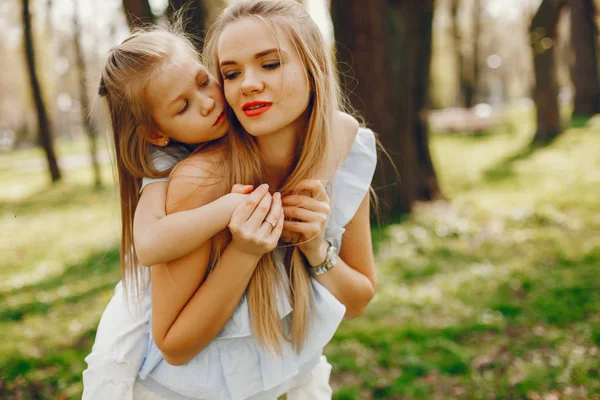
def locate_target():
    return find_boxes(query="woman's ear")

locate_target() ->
[138,124,170,147]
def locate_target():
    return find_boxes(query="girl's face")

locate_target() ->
[217,17,310,138]
[146,49,229,144]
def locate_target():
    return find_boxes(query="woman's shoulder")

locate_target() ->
[332,111,376,167]
[333,111,360,160]
[328,117,377,228]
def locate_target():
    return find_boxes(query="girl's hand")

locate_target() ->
[228,184,284,257]
[281,179,331,266]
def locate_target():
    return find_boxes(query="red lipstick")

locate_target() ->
[242,101,272,117]
[213,111,225,126]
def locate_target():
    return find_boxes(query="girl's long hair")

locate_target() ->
[204,0,344,354]
[98,27,200,297]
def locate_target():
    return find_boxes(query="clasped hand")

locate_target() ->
[228,180,330,262]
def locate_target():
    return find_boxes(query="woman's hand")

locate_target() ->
[281,179,331,266]
[228,184,284,257]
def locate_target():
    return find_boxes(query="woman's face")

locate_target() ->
[146,49,228,144]
[217,17,310,138]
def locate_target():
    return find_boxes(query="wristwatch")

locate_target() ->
[310,241,339,276]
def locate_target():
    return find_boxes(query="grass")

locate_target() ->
[2,109,600,399]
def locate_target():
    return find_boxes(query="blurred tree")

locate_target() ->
[22,0,61,183]
[450,0,476,108]
[471,0,481,106]
[122,0,155,30]
[569,0,600,117]
[167,0,208,50]
[73,1,102,189]
[331,0,441,216]
[530,0,566,145]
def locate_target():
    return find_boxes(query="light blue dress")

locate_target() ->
[136,128,377,400]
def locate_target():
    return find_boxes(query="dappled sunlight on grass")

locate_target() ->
[2,109,600,398]
[0,156,121,397]
[327,110,600,399]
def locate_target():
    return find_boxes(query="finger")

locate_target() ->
[268,212,285,242]
[246,191,272,228]
[283,220,323,238]
[283,206,321,223]
[281,196,329,213]
[232,183,269,222]
[292,179,328,201]
[231,184,254,194]
[257,192,282,235]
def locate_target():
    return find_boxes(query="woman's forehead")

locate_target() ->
[217,17,292,62]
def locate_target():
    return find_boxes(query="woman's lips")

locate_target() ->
[213,111,225,126]
[242,101,272,117]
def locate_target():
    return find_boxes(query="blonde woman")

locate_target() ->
[133,1,377,399]
[84,1,377,399]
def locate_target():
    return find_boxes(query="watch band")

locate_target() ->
[311,241,339,276]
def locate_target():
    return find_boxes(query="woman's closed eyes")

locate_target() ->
[222,60,282,80]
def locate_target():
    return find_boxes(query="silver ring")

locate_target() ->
[265,219,276,228]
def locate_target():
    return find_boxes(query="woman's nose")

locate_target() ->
[240,71,264,96]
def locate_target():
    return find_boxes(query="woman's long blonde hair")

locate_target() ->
[204,0,343,354]
[98,27,201,294]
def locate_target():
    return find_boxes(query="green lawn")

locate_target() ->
[2,111,599,399]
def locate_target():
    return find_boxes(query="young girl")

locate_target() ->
[131,0,377,399]
[82,27,274,398]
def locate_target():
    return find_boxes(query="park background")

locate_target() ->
[1,0,600,398]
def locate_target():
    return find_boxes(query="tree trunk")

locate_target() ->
[468,0,482,108]
[450,0,465,107]
[167,0,208,50]
[331,0,441,217]
[411,1,440,201]
[22,0,61,183]
[73,1,102,189]
[569,0,600,117]
[451,0,477,108]
[530,0,565,145]
[122,0,155,30]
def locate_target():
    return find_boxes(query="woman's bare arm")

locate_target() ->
[150,154,283,365]
[310,193,376,319]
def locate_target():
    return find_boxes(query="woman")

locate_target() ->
[134,1,378,399]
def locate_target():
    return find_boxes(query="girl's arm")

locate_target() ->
[150,156,284,366]
[133,178,252,267]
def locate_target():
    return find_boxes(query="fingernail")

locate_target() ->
[262,183,269,189]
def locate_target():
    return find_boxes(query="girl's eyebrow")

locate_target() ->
[220,48,287,67]
[196,68,209,81]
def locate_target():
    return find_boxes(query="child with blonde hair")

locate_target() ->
[83,26,282,398]
[84,1,378,398]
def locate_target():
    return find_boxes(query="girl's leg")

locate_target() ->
[286,355,333,400]
[82,281,150,400]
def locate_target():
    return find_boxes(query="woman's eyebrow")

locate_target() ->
[220,48,287,67]
[254,48,286,59]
